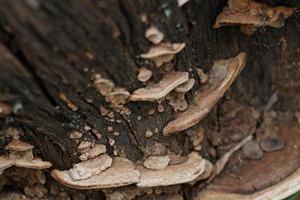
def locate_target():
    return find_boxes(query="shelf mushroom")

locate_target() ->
[140,43,185,67]
[51,157,140,189]
[163,53,247,135]
[136,152,206,187]
[129,71,189,101]
[214,0,295,35]
[0,139,52,173]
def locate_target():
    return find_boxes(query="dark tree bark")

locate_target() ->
[0,0,300,199]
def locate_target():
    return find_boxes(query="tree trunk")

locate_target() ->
[0,0,300,199]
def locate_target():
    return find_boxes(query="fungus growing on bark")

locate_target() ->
[51,157,140,189]
[189,159,213,185]
[129,71,189,101]
[175,78,195,93]
[69,154,113,181]
[145,25,164,44]
[140,43,185,67]
[105,88,130,108]
[0,139,52,172]
[0,157,14,174]
[166,93,188,112]
[143,155,170,170]
[69,130,82,139]
[137,67,152,82]
[93,75,115,96]
[214,0,295,36]
[136,152,206,187]
[163,53,247,135]
[197,68,209,84]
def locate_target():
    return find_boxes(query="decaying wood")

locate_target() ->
[195,166,300,200]
[0,0,300,199]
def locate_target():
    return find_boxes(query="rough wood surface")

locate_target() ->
[0,0,300,199]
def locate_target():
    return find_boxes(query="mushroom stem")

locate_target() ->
[163,53,247,135]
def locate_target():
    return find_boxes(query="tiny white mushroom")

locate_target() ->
[51,157,140,189]
[145,25,164,44]
[137,67,153,82]
[143,155,170,170]
[163,53,247,135]
[137,152,206,187]
[129,71,189,101]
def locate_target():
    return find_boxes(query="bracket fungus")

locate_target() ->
[140,43,185,67]
[143,155,170,170]
[163,53,247,135]
[0,139,52,173]
[129,71,189,101]
[145,25,164,44]
[175,78,195,93]
[0,157,14,174]
[69,154,113,181]
[214,0,295,36]
[51,157,140,189]
[136,152,206,187]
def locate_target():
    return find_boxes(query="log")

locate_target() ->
[0,0,300,199]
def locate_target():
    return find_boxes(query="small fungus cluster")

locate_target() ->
[0,138,52,174]
[214,0,295,35]
[51,152,211,189]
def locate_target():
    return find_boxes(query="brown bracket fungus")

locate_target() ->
[129,71,189,101]
[136,152,206,187]
[51,157,140,189]
[69,154,113,181]
[143,155,170,170]
[163,53,247,135]
[0,139,52,172]
[214,0,295,36]
[0,157,14,174]
[175,78,195,93]
[140,43,185,67]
